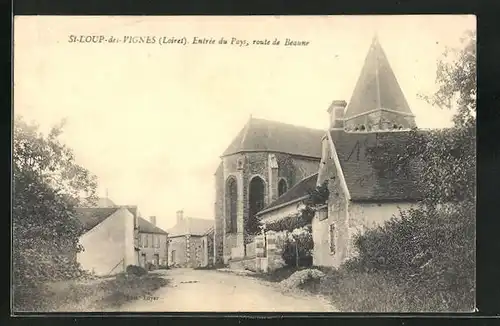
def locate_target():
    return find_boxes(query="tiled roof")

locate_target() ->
[257,173,319,216]
[75,206,138,233]
[97,197,115,207]
[138,217,168,235]
[345,35,414,120]
[331,130,423,201]
[167,217,214,237]
[222,117,324,158]
[75,207,119,233]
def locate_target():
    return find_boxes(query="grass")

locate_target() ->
[18,272,169,312]
[254,265,468,312]
[98,273,169,309]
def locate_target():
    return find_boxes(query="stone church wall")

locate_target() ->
[214,151,321,264]
[214,162,224,264]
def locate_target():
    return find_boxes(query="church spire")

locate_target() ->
[344,34,416,131]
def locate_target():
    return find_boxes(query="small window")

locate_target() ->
[144,234,149,247]
[329,224,336,254]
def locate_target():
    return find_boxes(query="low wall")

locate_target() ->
[266,231,287,272]
[228,231,288,274]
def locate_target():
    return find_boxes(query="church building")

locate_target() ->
[213,35,423,268]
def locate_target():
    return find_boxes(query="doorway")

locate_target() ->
[171,250,176,265]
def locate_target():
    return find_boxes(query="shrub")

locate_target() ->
[126,265,147,277]
[281,226,313,267]
[344,203,474,311]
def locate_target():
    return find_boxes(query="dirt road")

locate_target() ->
[115,268,336,312]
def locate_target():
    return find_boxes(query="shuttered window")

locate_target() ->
[329,224,336,254]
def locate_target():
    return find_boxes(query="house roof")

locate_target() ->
[257,173,319,216]
[222,117,324,158]
[345,35,414,120]
[167,217,214,237]
[331,130,423,201]
[138,217,168,235]
[75,206,138,233]
[75,207,119,233]
[96,197,116,207]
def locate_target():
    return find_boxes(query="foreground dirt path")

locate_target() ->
[114,268,336,312]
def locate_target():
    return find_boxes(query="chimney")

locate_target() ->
[149,216,156,226]
[176,210,184,224]
[327,100,347,130]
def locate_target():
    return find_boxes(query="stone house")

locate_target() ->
[167,210,214,268]
[215,35,424,270]
[75,205,140,276]
[137,216,169,269]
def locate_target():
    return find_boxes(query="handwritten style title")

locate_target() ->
[67,35,310,47]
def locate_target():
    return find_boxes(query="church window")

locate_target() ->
[225,177,238,234]
[278,179,288,197]
[248,176,265,234]
[329,223,336,254]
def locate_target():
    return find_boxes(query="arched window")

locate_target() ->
[278,179,288,197]
[225,177,238,233]
[248,176,265,234]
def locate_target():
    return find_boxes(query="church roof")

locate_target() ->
[345,35,414,120]
[167,217,214,237]
[138,217,168,235]
[257,173,319,216]
[330,130,423,201]
[222,117,324,159]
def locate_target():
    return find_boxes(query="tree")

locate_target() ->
[13,116,98,311]
[351,30,476,311]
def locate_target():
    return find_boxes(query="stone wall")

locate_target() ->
[206,231,215,266]
[168,236,187,267]
[344,110,416,131]
[214,162,224,264]
[266,231,287,272]
[313,137,350,268]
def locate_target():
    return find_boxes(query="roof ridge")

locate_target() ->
[251,117,325,132]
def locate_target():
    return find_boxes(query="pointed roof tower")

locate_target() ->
[344,34,415,124]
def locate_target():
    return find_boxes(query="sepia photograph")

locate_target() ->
[12,15,476,313]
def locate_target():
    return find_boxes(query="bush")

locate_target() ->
[281,226,313,268]
[126,265,147,277]
[345,204,474,311]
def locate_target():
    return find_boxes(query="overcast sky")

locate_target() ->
[14,15,476,230]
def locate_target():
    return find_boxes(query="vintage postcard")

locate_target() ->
[12,15,476,313]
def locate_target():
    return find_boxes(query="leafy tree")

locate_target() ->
[13,116,98,311]
[350,30,476,311]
